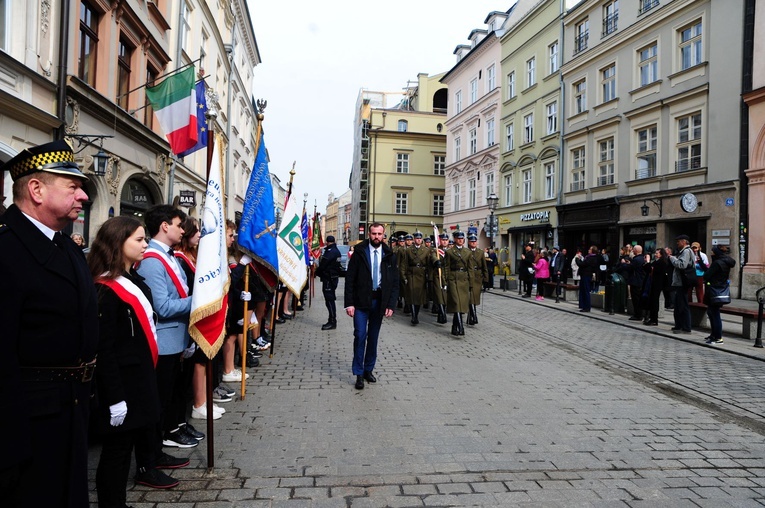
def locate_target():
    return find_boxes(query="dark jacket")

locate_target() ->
[703,254,735,288]
[576,252,601,279]
[616,254,647,287]
[519,248,535,279]
[549,251,565,275]
[646,256,669,296]
[95,271,161,434]
[316,243,342,281]
[344,240,399,313]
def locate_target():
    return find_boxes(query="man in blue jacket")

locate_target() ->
[344,223,399,390]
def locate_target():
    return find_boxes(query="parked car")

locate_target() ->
[336,245,351,276]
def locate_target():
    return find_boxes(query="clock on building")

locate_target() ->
[680,192,698,213]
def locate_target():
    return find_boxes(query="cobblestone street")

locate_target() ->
[89,281,765,507]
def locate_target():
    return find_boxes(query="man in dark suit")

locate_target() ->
[0,140,99,507]
[344,222,399,390]
[549,246,566,299]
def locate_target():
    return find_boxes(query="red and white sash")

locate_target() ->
[174,251,196,273]
[143,248,189,298]
[97,276,159,366]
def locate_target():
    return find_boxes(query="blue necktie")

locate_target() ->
[372,249,379,290]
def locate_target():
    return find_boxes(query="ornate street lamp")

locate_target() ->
[486,192,499,248]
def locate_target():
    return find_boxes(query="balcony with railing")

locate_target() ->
[638,0,660,15]
[634,167,657,180]
[574,30,589,55]
[602,13,618,37]
[597,174,614,186]
[675,156,701,173]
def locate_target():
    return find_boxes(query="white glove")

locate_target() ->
[181,342,197,359]
[240,291,252,301]
[240,254,252,265]
[442,286,448,291]
[109,401,127,427]
[236,313,258,326]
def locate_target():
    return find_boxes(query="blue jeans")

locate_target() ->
[673,287,691,331]
[352,298,384,376]
[579,277,592,310]
[707,305,723,339]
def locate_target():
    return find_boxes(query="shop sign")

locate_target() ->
[178,190,196,207]
[520,210,550,222]
[712,238,731,246]
[628,226,657,235]
[131,185,148,205]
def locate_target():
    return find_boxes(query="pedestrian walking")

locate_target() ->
[703,246,735,344]
[344,223,399,390]
[316,235,341,330]
[669,234,695,334]
[0,139,99,507]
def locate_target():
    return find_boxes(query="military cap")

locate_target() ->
[448,240,454,245]
[405,234,413,240]
[2,139,87,182]
[423,237,432,243]
[397,235,405,242]
[439,233,449,240]
[453,231,465,239]
[468,234,478,241]
[413,231,423,238]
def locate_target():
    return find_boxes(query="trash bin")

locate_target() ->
[608,273,627,313]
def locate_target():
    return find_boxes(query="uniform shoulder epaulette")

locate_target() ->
[0,223,8,235]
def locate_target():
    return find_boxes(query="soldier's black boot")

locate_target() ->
[470,305,478,325]
[397,297,403,309]
[451,313,459,335]
[437,305,448,324]
[457,313,465,335]
[411,305,420,325]
[403,304,411,315]
[466,305,475,325]
[321,305,336,330]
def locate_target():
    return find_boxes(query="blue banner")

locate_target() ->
[177,80,209,157]
[301,211,311,266]
[238,134,278,281]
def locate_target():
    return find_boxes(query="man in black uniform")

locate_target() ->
[0,140,99,507]
[316,235,342,330]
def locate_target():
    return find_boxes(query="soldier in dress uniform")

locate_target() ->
[0,140,99,507]
[399,234,414,315]
[442,230,472,336]
[400,231,431,325]
[430,233,450,323]
[394,235,406,309]
[466,234,488,325]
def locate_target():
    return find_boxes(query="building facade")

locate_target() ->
[350,74,447,241]
[559,0,744,292]
[441,10,508,248]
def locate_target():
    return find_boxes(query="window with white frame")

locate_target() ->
[575,19,589,54]
[602,64,616,102]
[638,43,658,86]
[453,183,461,211]
[676,112,702,172]
[602,1,618,37]
[507,71,516,99]
[598,138,615,185]
[549,42,559,74]
[679,20,702,70]
[544,162,555,199]
[487,118,495,146]
[526,57,536,88]
[522,169,532,203]
[469,128,477,155]
[395,192,408,214]
[546,102,557,135]
[639,0,660,15]
[636,125,658,178]
[455,90,462,114]
[396,153,410,173]
[434,155,445,176]
[468,178,477,208]
[506,123,514,151]
[523,113,534,144]
[433,194,444,216]
[571,147,585,191]
[504,174,513,206]
[573,79,587,114]
[486,171,495,199]
[470,78,478,104]
[398,120,408,132]
[181,1,192,55]
[487,65,496,91]
[455,137,461,161]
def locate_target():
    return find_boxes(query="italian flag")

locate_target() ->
[145,66,198,155]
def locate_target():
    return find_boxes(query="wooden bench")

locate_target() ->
[688,301,762,339]
[543,281,580,301]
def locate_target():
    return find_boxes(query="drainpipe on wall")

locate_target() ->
[556,0,566,249]
[55,0,71,139]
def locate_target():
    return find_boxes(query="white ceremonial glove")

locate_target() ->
[442,286,448,291]
[240,254,253,265]
[182,342,197,359]
[109,401,127,427]
[240,291,252,301]
[236,313,258,326]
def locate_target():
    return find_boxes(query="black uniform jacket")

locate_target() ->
[95,271,161,434]
[344,240,399,313]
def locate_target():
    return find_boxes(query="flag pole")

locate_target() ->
[240,101,267,399]
[271,167,296,358]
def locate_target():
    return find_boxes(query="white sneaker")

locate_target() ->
[254,337,271,350]
[221,368,249,382]
[213,403,226,414]
[191,404,222,420]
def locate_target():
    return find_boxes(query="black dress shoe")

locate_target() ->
[135,467,179,489]
[281,313,293,320]
[355,375,364,390]
[155,452,190,469]
[275,317,286,324]
[363,372,376,383]
[321,321,336,330]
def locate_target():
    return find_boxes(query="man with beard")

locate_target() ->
[344,223,399,390]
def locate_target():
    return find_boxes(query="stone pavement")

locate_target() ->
[88,280,765,507]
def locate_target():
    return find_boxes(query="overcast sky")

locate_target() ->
[248,0,512,215]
